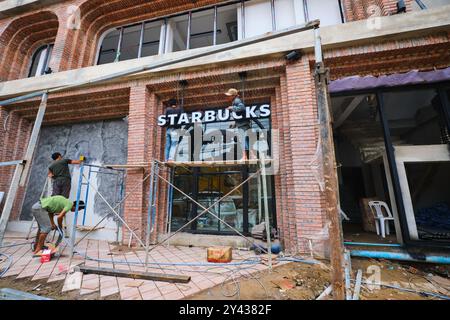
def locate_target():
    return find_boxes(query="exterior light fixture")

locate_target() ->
[285,50,301,61]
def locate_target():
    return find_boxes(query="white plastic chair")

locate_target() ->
[368,201,395,238]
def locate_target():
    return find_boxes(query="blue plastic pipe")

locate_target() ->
[345,242,403,248]
[350,250,450,264]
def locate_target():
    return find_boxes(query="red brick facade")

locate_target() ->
[1,0,450,254]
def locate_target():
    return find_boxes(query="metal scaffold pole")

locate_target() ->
[260,154,273,271]
[144,161,156,272]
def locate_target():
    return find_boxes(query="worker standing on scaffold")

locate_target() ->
[226,88,250,161]
[164,98,184,162]
[47,152,83,229]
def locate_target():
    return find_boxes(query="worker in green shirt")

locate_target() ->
[31,196,85,255]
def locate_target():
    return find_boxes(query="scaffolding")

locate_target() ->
[65,156,276,272]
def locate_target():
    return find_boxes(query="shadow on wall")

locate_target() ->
[20,119,128,221]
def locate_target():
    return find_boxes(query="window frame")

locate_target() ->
[95,0,346,65]
[28,43,54,78]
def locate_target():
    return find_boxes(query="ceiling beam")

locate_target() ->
[334,95,365,129]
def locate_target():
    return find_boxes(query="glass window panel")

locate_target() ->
[412,0,450,10]
[29,45,53,77]
[275,0,297,30]
[98,29,120,65]
[247,169,276,232]
[405,162,450,240]
[171,173,194,232]
[119,24,142,61]
[384,89,445,146]
[307,0,343,26]
[141,21,162,57]
[189,9,215,49]
[216,4,238,45]
[170,14,189,52]
[244,0,272,38]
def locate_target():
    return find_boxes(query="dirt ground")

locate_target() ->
[189,258,450,300]
[1,257,449,300]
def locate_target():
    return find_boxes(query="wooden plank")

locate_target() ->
[77,265,191,284]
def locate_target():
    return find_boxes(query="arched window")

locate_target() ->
[28,44,53,77]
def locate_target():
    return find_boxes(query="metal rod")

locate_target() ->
[148,165,269,255]
[81,173,147,248]
[270,0,276,31]
[82,166,92,226]
[186,11,192,50]
[73,170,153,248]
[241,0,246,39]
[415,0,427,10]
[151,165,160,234]
[162,18,168,54]
[68,164,85,270]
[145,162,156,272]
[138,22,145,58]
[213,6,218,46]
[303,0,309,22]
[260,155,273,271]
[166,168,175,246]
[0,160,25,167]
[115,27,123,62]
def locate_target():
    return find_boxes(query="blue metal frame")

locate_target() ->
[82,166,92,226]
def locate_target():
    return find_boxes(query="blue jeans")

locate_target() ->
[165,128,179,161]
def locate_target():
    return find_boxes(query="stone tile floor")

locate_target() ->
[0,232,272,300]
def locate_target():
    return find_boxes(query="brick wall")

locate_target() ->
[0,0,429,80]
[0,11,59,81]
[0,109,33,219]
[342,0,414,21]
